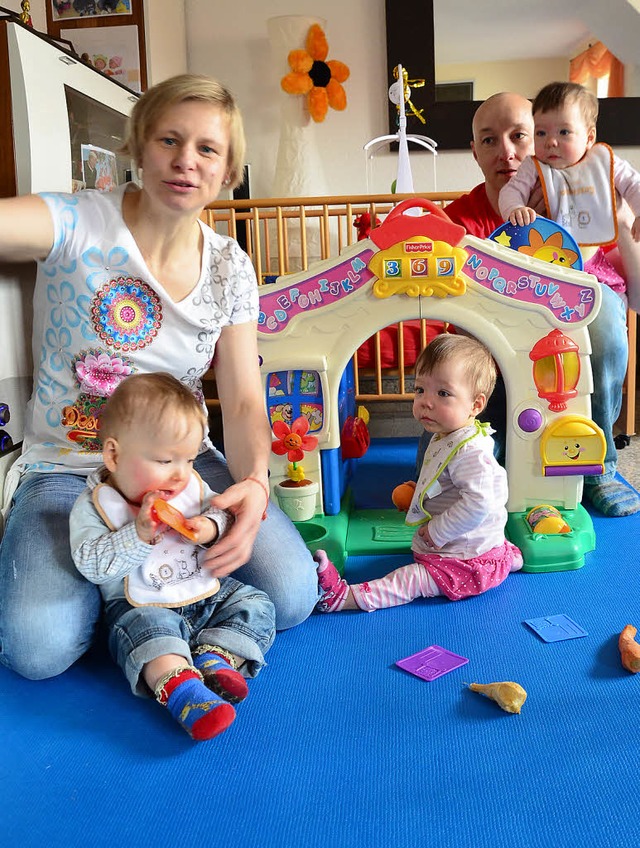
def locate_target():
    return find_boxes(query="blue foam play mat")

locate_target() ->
[3,438,640,847]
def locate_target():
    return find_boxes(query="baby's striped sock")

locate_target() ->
[155,666,235,741]
[193,645,248,704]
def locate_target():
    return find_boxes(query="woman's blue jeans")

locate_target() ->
[0,448,319,680]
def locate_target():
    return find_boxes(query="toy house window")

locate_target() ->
[266,370,323,432]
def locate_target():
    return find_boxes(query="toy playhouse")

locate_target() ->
[258,199,605,573]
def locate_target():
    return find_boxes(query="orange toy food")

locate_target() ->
[392,480,416,512]
[618,624,640,673]
[152,499,199,542]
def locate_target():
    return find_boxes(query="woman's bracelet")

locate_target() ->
[243,476,269,521]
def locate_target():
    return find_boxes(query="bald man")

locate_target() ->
[444,92,537,235]
[427,92,639,517]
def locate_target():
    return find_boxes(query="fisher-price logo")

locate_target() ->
[404,242,433,253]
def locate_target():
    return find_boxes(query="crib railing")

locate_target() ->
[201,192,458,405]
[201,192,636,435]
[200,192,463,276]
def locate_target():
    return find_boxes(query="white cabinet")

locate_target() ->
[5,19,138,195]
[0,16,139,476]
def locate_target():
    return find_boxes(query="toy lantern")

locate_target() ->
[529,329,580,412]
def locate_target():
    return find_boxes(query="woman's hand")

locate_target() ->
[0,195,55,262]
[207,321,273,576]
[199,478,268,577]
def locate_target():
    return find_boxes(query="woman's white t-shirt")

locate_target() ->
[14,184,258,483]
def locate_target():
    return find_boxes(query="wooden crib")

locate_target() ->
[200,192,637,436]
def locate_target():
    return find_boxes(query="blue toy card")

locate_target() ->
[524,614,588,642]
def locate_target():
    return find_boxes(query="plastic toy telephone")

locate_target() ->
[341,414,371,459]
[152,498,199,542]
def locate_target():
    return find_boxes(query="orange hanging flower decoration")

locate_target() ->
[271,416,318,463]
[280,24,350,123]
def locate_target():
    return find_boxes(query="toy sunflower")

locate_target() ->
[280,23,350,122]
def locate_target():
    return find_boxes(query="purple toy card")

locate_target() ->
[396,645,469,681]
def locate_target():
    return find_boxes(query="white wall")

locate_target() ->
[184,1,640,200]
[8,1,640,198]
[143,0,187,86]
[184,0,459,199]
[437,57,570,101]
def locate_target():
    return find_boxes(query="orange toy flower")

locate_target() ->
[280,23,349,122]
[272,416,318,462]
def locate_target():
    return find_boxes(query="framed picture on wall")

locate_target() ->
[46,0,146,89]
[51,1,132,22]
[81,143,118,192]
[61,23,140,91]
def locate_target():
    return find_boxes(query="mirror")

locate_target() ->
[435,2,593,101]
[385,0,640,150]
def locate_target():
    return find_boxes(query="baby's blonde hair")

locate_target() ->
[99,372,207,446]
[415,334,497,404]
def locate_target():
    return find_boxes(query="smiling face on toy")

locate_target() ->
[271,416,318,463]
[541,415,605,477]
[562,441,584,461]
[544,425,603,467]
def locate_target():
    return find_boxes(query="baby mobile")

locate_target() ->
[391,65,427,125]
[364,63,438,194]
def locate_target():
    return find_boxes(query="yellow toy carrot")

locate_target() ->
[468,681,527,714]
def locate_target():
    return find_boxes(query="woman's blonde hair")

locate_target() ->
[99,372,207,445]
[122,73,246,190]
